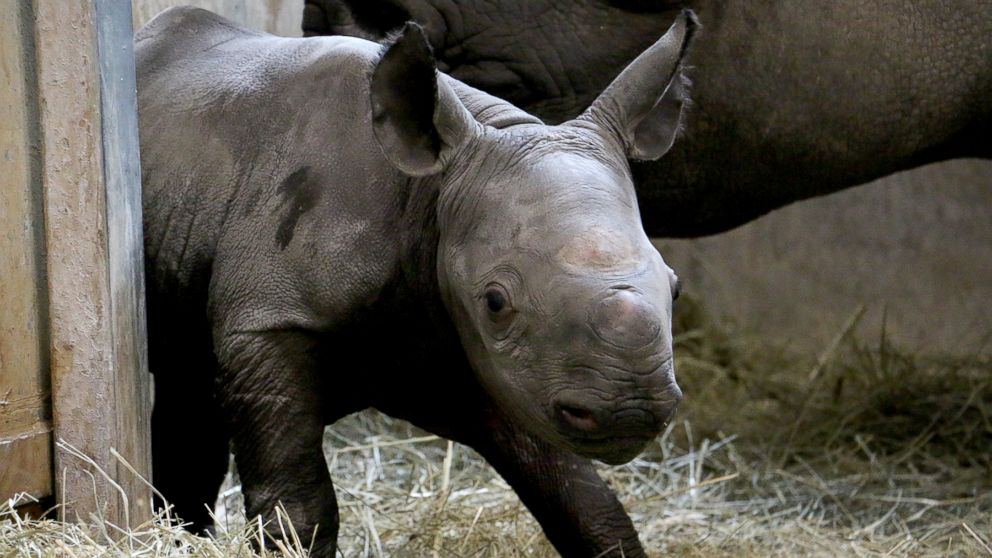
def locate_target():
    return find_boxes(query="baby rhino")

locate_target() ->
[137,7,695,557]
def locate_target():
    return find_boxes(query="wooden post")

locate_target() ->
[33,0,152,526]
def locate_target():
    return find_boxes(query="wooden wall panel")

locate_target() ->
[0,1,53,504]
[0,429,53,502]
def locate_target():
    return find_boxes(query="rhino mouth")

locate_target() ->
[546,409,658,464]
[566,434,657,465]
[544,392,675,464]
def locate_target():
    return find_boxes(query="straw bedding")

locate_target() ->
[3,299,990,556]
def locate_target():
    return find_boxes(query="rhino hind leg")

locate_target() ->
[214,330,339,557]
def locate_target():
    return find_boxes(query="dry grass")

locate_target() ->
[4,298,991,556]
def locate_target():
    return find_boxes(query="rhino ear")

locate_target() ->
[576,10,698,161]
[370,22,474,176]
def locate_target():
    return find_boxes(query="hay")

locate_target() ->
[4,298,991,556]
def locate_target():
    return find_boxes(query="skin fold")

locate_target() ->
[303,0,992,236]
[137,6,696,556]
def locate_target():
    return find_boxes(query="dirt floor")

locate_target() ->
[3,298,991,556]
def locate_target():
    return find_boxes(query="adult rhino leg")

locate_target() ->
[214,330,338,557]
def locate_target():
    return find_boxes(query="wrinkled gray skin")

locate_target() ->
[138,6,694,557]
[304,0,992,236]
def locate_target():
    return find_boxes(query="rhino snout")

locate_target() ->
[554,386,681,438]
[589,286,663,351]
[551,376,682,464]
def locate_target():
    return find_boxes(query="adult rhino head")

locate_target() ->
[374,14,696,463]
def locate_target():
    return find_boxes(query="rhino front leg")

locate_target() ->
[465,413,645,558]
[215,330,338,556]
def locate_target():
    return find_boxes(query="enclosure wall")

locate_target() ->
[0,2,52,509]
[1,0,151,527]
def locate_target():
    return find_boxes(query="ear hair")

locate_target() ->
[670,69,693,139]
[381,23,413,45]
[627,63,692,160]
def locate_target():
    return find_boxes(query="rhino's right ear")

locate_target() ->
[576,10,698,161]
[370,22,475,176]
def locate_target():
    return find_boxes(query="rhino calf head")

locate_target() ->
[373,12,696,464]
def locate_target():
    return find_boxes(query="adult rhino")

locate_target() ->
[138,6,694,557]
[303,0,992,236]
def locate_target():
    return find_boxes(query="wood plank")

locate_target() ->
[34,0,151,527]
[95,0,153,525]
[0,0,52,443]
[0,428,53,503]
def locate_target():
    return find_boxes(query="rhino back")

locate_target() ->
[137,7,403,335]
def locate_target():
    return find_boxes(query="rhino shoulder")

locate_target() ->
[135,6,260,91]
[138,16,385,131]
[136,6,260,50]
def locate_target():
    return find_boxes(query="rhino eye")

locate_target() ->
[672,278,682,301]
[485,288,507,313]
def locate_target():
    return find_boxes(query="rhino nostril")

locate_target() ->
[557,404,599,432]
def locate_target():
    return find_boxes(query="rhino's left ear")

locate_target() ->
[371,22,475,176]
[576,10,698,161]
